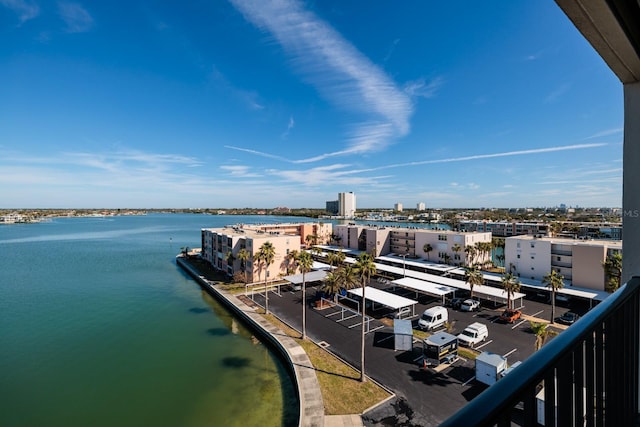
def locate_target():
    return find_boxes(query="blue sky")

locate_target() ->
[1,1,623,209]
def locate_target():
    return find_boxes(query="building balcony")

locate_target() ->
[551,260,573,268]
[551,249,572,257]
[441,276,640,427]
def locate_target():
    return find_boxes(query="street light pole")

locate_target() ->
[402,253,407,277]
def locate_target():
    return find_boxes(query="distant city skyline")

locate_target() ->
[1,1,622,208]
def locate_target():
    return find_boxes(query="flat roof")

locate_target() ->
[470,270,610,301]
[348,286,418,310]
[283,270,328,285]
[392,277,456,297]
[377,254,459,273]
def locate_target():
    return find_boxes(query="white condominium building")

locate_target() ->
[338,192,356,218]
[333,224,491,265]
[504,235,622,291]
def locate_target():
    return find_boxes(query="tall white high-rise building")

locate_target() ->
[394,203,403,212]
[338,192,356,217]
[417,202,426,211]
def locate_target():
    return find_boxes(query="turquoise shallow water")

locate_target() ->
[0,214,301,427]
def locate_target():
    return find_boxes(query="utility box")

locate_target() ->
[393,319,413,351]
[475,352,507,386]
[422,331,458,366]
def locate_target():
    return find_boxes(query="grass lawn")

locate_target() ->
[265,314,391,415]
[184,257,393,414]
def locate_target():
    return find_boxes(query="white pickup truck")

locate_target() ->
[457,322,489,347]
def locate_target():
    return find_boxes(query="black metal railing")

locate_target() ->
[441,276,640,427]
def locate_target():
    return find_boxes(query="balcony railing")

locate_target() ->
[441,276,640,427]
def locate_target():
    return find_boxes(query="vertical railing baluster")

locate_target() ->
[605,306,619,425]
[557,353,573,426]
[595,323,604,427]
[574,340,585,426]
[437,279,640,427]
[545,369,556,427]
[585,331,595,427]
[522,384,538,426]
[632,291,640,424]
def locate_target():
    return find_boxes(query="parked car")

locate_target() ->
[448,297,465,310]
[418,306,448,330]
[498,309,522,324]
[558,311,580,325]
[460,299,481,312]
[457,322,489,347]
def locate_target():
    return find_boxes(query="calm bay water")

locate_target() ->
[0,214,302,427]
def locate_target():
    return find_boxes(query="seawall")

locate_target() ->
[176,255,324,427]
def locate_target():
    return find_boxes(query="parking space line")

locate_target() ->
[503,348,517,358]
[530,310,544,317]
[377,334,394,344]
[462,376,476,386]
[512,319,528,330]
[474,340,493,350]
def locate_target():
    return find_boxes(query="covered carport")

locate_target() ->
[410,272,526,309]
[348,286,418,317]
[282,270,328,290]
[390,277,457,305]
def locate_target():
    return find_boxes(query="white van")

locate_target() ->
[418,306,448,330]
[457,322,489,347]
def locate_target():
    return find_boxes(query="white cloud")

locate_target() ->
[0,0,39,24]
[282,116,295,139]
[545,83,571,103]
[584,127,623,140]
[208,65,265,110]
[219,165,261,177]
[229,0,412,159]
[403,76,444,99]
[58,2,93,33]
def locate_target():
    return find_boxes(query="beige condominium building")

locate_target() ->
[201,222,331,283]
[333,224,491,265]
[504,235,622,291]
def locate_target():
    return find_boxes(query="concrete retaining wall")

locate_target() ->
[176,256,324,427]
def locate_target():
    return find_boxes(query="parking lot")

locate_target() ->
[254,278,589,425]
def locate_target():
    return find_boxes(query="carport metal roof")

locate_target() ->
[348,286,418,311]
[343,258,525,307]
[283,270,328,285]
[391,277,456,304]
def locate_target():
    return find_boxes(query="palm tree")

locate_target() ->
[286,250,299,274]
[464,245,477,267]
[501,272,521,310]
[297,251,313,340]
[322,271,339,301]
[258,241,276,314]
[354,252,376,383]
[334,251,346,267]
[423,243,433,261]
[225,250,235,265]
[529,321,557,351]
[452,243,462,265]
[550,221,563,237]
[443,253,451,265]
[335,264,358,297]
[543,270,565,324]
[326,252,338,269]
[602,251,623,293]
[236,248,250,284]
[465,265,484,300]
